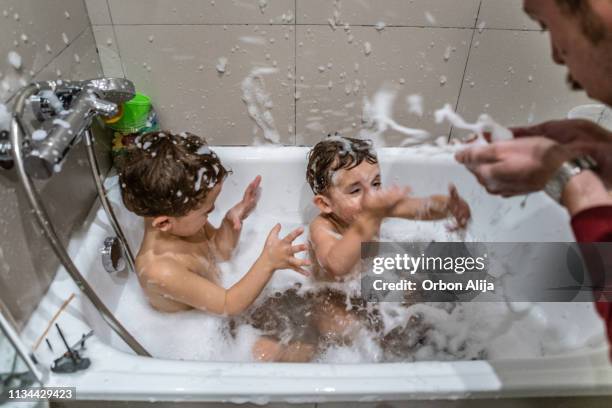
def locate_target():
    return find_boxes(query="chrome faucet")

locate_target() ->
[18,78,135,178]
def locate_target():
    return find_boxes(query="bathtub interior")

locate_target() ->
[32,146,606,365]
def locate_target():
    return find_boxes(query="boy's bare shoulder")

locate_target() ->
[309,214,340,241]
[136,253,188,283]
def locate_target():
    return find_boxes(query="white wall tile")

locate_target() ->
[114,24,295,145]
[108,0,295,25]
[296,26,472,145]
[454,30,596,139]
[297,0,480,28]
[477,0,540,30]
[85,0,112,25]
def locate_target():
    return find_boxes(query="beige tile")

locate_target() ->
[35,27,104,83]
[297,0,480,28]
[477,0,540,30]
[93,25,125,78]
[114,24,295,145]
[0,24,107,329]
[296,26,472,146]
[85,0,112,25]
[108,0,295,25]
[0,0,90,101]
[453,30,596,139]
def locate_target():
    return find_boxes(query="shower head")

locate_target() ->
[83,78,136,104]
[24,78,137,179]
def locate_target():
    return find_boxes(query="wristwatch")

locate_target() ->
[544,155,598,202]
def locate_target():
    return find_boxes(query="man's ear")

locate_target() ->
[313,194,333,214]
[151,216,173,232]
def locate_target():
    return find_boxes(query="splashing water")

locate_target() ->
[360,87,430,147]
[406,94,424,117]
[7,51,22,70]
[216,57,228,74]
[434,104,513,142]
[241,67,281,144]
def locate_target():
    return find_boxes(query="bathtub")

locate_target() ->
[19,146,612,404]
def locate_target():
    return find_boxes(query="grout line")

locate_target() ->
[294,0,297,145]
[449,0,483,142]
[105,0,127,78]
[102,22,540,31]
[5,25,90,105]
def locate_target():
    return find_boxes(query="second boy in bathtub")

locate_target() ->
[120,131,313,361]
[306,135,471,343]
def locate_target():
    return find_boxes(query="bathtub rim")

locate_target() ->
[21,144,612,402]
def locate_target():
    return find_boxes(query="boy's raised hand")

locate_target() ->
[227,175,262,230]
[447,184,471,231]
[261,224,311,276]
[362,186,411,219]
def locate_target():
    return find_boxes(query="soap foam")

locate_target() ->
[102,175,601,363]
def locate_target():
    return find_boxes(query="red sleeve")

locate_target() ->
[571,206,612,360]
[571,206,612,242]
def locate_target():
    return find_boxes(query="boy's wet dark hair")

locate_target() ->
[306,134,378,195]
[120,131,229,218]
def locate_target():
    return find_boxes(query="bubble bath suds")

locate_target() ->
[434,103,513,142]
[241,67,281,144]
[102,176,600,363]
[360,87,431,147]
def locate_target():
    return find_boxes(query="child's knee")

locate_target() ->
[252,337,316,362]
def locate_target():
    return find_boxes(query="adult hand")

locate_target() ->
[512,119,612,186]
[455,137,573,197]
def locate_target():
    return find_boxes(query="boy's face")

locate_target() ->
[152,181,223,237]
[315,161,382,225]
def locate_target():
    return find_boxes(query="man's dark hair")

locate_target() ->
[556,0,607,44]
[120,131,229,217]
[306,134,377,195]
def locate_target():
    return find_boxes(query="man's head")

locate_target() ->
[523,0,612,105]
[306,135,380,225]
[120,131,229,237]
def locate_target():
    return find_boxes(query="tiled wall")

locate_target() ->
[88,0,610,146]
[0,0,109,327]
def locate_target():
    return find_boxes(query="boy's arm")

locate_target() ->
[211,176,261,260]
[391,195,451,220]
[391,184,471,229]
[146,257,273,316]
[310,215,381,278]
[147,225,308,316]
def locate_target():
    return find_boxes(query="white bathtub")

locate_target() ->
[19,146,612,403]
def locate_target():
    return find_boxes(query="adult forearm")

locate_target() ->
[562,171,612,217]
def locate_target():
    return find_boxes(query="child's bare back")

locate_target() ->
[136,223,223,312]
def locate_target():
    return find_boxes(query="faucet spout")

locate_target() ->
[22,78,135,179]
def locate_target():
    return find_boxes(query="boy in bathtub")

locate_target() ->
[119,131,313,362]
[306,135,471,345]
